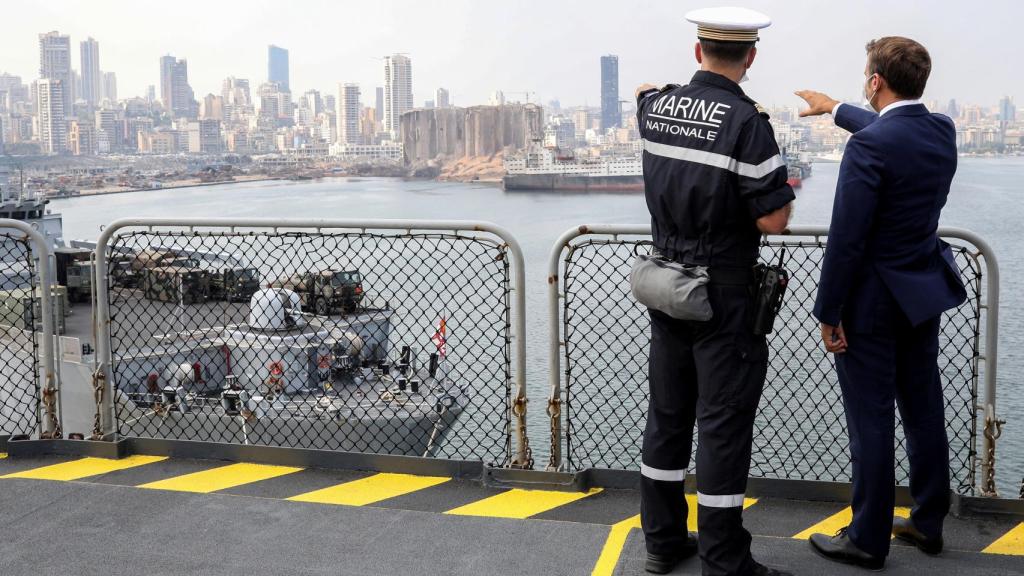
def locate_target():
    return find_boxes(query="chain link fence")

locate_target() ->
[0,230,41,438]
[550,227,987,496]
[98,222,520,466]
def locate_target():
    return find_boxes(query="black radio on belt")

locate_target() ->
[752,248,789,335]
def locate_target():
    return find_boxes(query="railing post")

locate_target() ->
[0,220,58,439]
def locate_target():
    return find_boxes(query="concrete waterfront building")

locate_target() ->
[338,83,361,145]
[160,55,195,118]
[187,118,222,154]
[999,96,1016,124]
[102,72,117,103]
[200,94,224,120]
[268,45,290,92]
[383,54,413,139]
[80,37,101,106]
[600,55,621,130]
[39,31,73,112]
[436,87,450,109]
[36,78,67,154]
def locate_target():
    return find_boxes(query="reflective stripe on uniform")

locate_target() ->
[640,463,687,482]
[697,492,746,508]
[642,138,785,179]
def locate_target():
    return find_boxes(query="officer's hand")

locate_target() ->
[636,83,659,99]
[820,322,848,354]
[795,90,840,117]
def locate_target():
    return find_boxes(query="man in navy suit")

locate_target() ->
[795,36,967,570]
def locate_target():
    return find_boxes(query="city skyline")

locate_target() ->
[3,1,1021,110]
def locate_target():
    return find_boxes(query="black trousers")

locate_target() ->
[641,283,767,576]
[836,312,950,558]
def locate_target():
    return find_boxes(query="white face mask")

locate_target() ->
[863,73,879,110]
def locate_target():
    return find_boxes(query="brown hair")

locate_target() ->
[865,37,931,99]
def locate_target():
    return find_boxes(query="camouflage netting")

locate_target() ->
[558,234,983,495]
[104,228,514,466]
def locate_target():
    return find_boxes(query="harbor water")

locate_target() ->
[50,157,1024,493]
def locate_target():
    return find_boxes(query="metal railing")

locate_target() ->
[0,219,59,440]
[547,225,1000,496]
[94,218,530,468]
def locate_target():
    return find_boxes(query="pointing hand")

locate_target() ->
[795,90,840,117]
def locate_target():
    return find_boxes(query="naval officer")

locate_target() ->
[796,36,966,570]
[634,7,794,575]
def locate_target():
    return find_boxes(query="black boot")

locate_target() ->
[892,516,943,555]
[645,533,698,574]
[808,527,884,571]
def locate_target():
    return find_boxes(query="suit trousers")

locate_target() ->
[836,312,950,558]
[641,283,767,576]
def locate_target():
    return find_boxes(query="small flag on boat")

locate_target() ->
[431,317,447,358]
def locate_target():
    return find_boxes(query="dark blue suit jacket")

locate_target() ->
[812,103,967,330]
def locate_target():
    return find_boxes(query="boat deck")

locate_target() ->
[2,453,1022,575]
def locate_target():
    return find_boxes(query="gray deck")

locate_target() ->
[1,454,1022,575]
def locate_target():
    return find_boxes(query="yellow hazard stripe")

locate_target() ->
[138,462,301,493]
[446,487,602,519]
[592,514,642,576]
[288,473,449,506]
[983,522,1024,555]
[0,455,167,481]
[792,506,910,540]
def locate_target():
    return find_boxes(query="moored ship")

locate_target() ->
[503,143,643,192]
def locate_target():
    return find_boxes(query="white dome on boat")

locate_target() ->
[249,288,305,331]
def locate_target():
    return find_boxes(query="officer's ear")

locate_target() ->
[695,42,703,64]
[745,46,757,69]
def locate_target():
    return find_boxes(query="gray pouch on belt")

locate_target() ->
[629,253,713,321]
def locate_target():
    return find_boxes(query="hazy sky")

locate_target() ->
[4,0,1019,109]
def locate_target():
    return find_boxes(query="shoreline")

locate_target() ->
[67,176,284,199]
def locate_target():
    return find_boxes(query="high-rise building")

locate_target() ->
[383,54,412,139]
[69,119,97,155]
[95,108,121,151]
[160,55,195,118]
[39,31,73,112]
[36,78,67,154]
[338,83,361,145]
[102,71,117,103]
[375,87,384,120]
[999,96,1016,124]
[200,94,223,120]
[303,90,322,115]
[268,45,290,92]
[80,37,101,106]
[146,85,156,103]
[600,55,621,130]
[435,87,450,109]
[258,82,292,125]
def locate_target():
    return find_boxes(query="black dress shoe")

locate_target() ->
[748,560,795,576]
[892,516,943,555]
[808,527,884,571]
[645,533,698,574]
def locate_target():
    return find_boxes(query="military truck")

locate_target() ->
[65,260,94,303]
[55,247,93,303]
[141,266,210,304]
[271,270,364,316]
[208,267,261,303]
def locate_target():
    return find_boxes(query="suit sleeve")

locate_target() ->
[834,103,878,134]
[812,133,885,326]
[735,115,795,219]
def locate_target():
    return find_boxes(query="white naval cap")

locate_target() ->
[685,6,771,43]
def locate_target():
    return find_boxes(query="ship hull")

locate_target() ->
[503,174,644,192]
